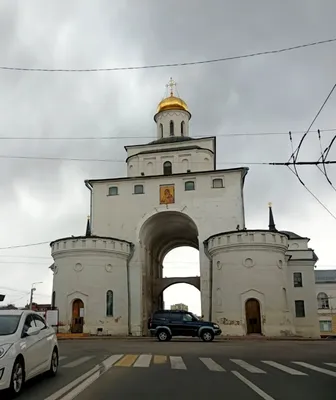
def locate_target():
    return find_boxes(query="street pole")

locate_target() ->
[29,282,43,310]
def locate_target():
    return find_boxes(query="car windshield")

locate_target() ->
[0,314,21,335]
[190,313,199,321]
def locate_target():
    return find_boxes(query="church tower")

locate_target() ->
[154,77,191,140]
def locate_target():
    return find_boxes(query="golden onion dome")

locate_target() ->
[157,95,189,113]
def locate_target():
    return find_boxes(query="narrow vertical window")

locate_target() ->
[295,300,305,318]
[170,120,174,136]
[293,272,303,287]
[163,161,172,175]
[106,290,113,316]
[160,123,163,138]
[181,121,185,136]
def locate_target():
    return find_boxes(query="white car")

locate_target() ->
[0,309,59,397]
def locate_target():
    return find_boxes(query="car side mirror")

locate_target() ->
[26,326,41,336]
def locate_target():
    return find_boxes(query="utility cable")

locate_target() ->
[0,37,335,73]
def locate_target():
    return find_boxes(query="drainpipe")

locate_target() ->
[126,243,135,336]
[203,240,213,321]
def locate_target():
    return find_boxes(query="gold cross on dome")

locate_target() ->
[166,77,176,96]
[268,202,272,207]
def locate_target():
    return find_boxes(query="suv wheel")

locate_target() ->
[200,329,214,342]
[157,329,171,342]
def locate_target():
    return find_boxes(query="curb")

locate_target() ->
[56,335,323,342]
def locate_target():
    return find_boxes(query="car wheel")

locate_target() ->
[200,330,214,342]
[157,329,171,342]
[9,357,25,397]
[48,347,59,377]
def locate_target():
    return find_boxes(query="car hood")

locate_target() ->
[0,333,17,345]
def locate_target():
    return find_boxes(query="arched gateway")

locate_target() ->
[50,78,320,339]
[139,211,200,332]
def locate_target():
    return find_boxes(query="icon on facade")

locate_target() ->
[160,185,175,204]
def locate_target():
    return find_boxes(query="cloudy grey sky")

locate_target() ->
[0,0,335,313]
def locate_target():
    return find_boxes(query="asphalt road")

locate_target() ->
[7,339,336,400]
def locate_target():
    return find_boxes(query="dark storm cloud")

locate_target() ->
[1,0,336,302]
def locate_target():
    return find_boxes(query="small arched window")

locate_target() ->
[134,184,144,194]
[212,178,223,188]
[317,292,329,309]
[160,123,163,138]
[185,181,195,191]
[181,121,185,136]
[106,290,113,316]
[169,120,174,136]
[108,186,118,196]
[163,161,172,175]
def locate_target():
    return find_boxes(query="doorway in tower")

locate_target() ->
[71,299,84,333]
[160,247,201,316]
[245,298,262,335]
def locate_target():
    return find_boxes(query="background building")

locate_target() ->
[171,303,188,311]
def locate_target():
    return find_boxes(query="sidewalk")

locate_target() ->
[56,333,323,341]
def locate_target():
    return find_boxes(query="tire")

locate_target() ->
[9,357,25,397]
[156,329,171,342]
[200,329,214,342]
[47,347,59,377]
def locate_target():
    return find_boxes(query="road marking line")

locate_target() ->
[199,357,225,372]
[170,356,187,370]
[133,354,152,368]
[292,362,336,377]
[325,362,336,368]
[261,361,307,375]
[57,354,123,400]
[153,355,167,364]
[101,354,124,369]
[232,371,275,400]
[114,354,139,367]
[44,365,100,400]
[59,356,67,362]
[230,359,266,373]
[62,356,94,368]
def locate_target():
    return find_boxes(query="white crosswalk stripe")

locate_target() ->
[133,354,152,368]
[324,362,336,368]
[292,362,336,378]
[261,361,307,375]
[230,359,266,373]
[62,356,95,368]
[170,356,187,370]
[200,357,225,371]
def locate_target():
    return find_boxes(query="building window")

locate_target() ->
[163,161,172,175]
[185,181,195,191]
[108,186,118,196]
[52,291,56,309]
[181,121,185,136]
[134,184,144,194]
[295,300,305,318]
[319,320,332,332]
[293,272,303,287]
[317,292,330,309]
[106,290,113,317]
[212,178,223,188]
[160,123,163,138]
[170,120,174,136]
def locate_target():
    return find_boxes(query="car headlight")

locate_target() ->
[0,344,13,359]
[213,324,219,329]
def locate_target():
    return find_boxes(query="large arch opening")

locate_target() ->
[162,247,201,315]
[139,211,200,333]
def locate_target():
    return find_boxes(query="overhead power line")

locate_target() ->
[0,128,336,141]
[286,83,336,221]
[0,37,335,73]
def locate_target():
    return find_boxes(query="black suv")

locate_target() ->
[148,310,222,342]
